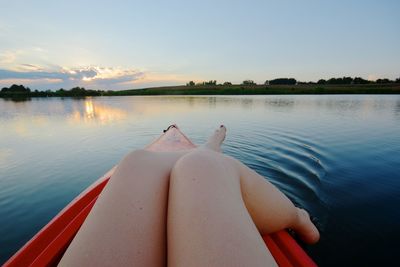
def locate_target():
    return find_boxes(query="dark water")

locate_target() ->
[0,95,399,266]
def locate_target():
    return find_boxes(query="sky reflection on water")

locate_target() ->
[1,95,400,266]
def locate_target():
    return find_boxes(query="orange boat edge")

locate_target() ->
[4,125,317,267]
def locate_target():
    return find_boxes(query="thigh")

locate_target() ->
[59,149,187,267]
[168,150,277,267]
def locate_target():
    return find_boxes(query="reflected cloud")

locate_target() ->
[0,148,13,168]
[68,99,127,124]
[14,122,29,137]
[85,100,95,119]
[9,116,48,138]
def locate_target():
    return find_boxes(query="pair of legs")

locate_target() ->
[59,126,319,266]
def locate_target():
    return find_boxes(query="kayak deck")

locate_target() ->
[4,125,317,267]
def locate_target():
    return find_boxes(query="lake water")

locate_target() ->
[1,95,399,266]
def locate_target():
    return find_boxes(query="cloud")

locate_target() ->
[129,72,195,88]
[0,51,19,64]
[0,66,146,90]
[0,46,191,89]
[0,68,69,80]
[18,64,44,71]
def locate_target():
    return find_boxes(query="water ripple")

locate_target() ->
[227,128,327,216]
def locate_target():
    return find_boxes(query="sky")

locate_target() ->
[0,0,399,90]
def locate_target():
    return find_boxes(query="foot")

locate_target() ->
[203,125,227,152]
[293,208,320,244]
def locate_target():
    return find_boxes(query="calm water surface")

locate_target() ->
[1,95,400,266]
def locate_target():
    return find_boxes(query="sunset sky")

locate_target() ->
[0,0,399,90]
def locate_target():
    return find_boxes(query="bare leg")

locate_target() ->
[59,126,226,266]
[237,160,320,244]
[168,149,278,267]
[60,125,319,267]
[168,126,319,267]
[205,125,319,243]
[202,125,226,152]
[59,149,190,267]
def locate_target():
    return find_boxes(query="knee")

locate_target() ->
[115,149,151,172]
[172,151,214,175]
[111,149,157,183]
[123,149,149,162]
[171,150,237,184]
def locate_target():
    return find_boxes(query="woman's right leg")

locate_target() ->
[59,149,189,267]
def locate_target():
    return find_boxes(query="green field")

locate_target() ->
[109,83,400,96]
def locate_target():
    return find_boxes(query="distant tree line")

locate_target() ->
[186,80,217,86]
[1,76,400,98]
[0,84,105,98]
[317,77,367,85]
[242,80,256,85]
[265,78,297,85]
[186,77,400,86]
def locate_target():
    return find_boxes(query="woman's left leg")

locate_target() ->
[237,160,320,244]
[167,150,277,266]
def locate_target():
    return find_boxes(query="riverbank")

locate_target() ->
[111,83,400,96]
[1,83,400,99]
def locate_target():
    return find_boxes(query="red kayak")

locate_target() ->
[4,125,317,267]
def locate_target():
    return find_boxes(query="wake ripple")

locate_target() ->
[225,128,327,216]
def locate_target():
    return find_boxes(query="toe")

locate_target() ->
[296,209,320,244]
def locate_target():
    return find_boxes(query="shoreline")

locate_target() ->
[1,83,400,98]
